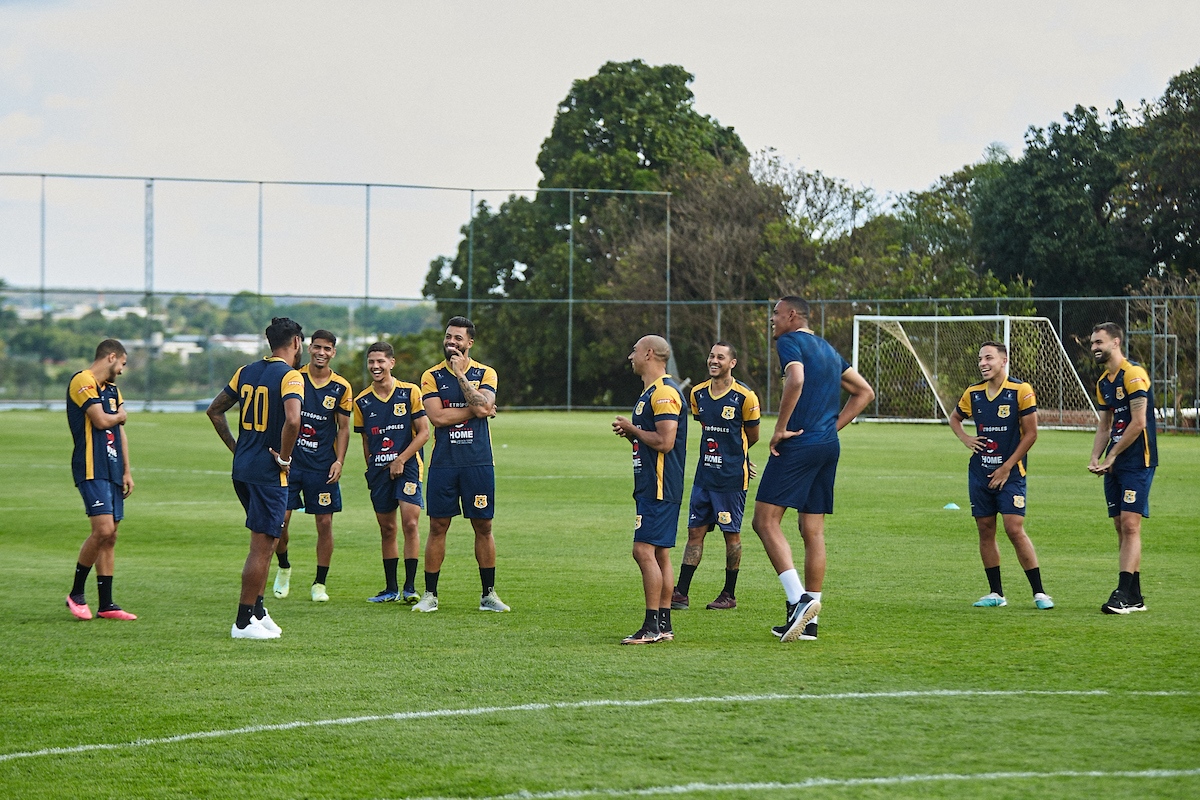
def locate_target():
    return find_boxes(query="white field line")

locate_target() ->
[395,768,1200,800]
[0,689,1190,764]
[0,464,613,480]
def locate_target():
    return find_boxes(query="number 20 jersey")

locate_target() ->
[222,357,305,487]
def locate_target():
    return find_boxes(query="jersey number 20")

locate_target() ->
[240,385,269,432]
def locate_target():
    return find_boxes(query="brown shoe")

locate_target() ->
[706,591,737,610]
[670,589,689,610]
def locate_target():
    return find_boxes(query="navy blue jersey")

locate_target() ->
[421,359,497,468]
[66,369,125,485]
[353,381,426,479]
[690,379,761,492]
[776,330,850,448]
[956,378,1037,481]
[1096,359,1158,469]
[222,358,305,487]
[631,375,688,503]
[292,365,353,473]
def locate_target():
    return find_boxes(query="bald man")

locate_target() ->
[613,335,687,644]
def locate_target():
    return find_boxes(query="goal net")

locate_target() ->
[852,315,1099,428]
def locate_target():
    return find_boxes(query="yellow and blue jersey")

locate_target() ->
[420,359,497,469]
[222,357,305,487]
[631,375,687,503]
[776,331,850,447]
[956,378,1037,480]
[1096,359,1158,469]
[66,369,125,485]
[293,365,353,473]
[353,381,426,479]
[690,379,760,492]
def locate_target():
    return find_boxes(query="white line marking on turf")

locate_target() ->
[394,769,1200,799]
[0,689,1190,764]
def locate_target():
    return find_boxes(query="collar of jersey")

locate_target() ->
[301,364,337,389]
[1103,359,1132,382]
[705,378,737,400]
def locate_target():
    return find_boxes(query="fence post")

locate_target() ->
[144,179,155,409]
[665,194,671,344]
[38,175,46,403]
[467,189,474,318]
[567,189,574,411]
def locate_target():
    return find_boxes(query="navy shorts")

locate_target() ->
[634,498,681,547]
[687,486,747,533]
[969,472,1027,517]
[755,439,840,514]
[426,465,494,519]
[233,479,288,537]
[366,467,423,514]
[78,480,124,521]
[1105,465,1154,518]
[286,467,342,515]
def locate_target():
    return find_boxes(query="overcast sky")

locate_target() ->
[1,1,1198,301]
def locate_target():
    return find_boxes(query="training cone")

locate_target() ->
[943,502,960,510]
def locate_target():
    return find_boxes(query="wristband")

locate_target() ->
[275,454,292,467]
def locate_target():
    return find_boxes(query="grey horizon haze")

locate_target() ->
[1,1,1198,300]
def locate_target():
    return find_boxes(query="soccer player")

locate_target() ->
[612,334,687,644]
[353,341,430,604]
[752,297,874,643]
[948,342,1053,610]
[1087,322,1157,615]
[271,330,352,603]
[65,339,137,621]
[671,341,760,611]
[207,317,305,640]
[416,316,509,613]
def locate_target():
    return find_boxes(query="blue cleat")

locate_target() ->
[367,589,400,603]
[1034,592,1055,610]
[973,592,1007,607]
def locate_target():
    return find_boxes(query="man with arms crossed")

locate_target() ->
[416,316,509,613]
[753,297,874,643]
[613,335,687,644]
[948,342,1053,610]
[273,330,352,602]
[354,342,430,604]
[671,341,760,611]
[65,338,137,621]
[1088,322,1157,614]
[208,317,304,639]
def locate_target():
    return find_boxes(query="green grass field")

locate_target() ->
[1,410,1198,799]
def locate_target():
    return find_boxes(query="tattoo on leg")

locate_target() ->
[726,541,742,571]
[683,544,702,567]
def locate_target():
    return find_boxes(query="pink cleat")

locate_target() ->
[97,607,137,620]
[66,594,93,620]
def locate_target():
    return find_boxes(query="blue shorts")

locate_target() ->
[286,467,342,515]
[78,480,124,522]
[755,439,840,514]
[634,498,681,547]
[687,486,747,533]
[969,472,1027,517]
[233,479,288,537]
[1105,465,1155,518]
[366,468,423,514]
[426,465,495,519]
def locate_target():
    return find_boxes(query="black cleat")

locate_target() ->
[1102,589,1138,615]
[778,594,821,642]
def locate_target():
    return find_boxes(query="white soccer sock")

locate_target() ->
[779,569,804,604]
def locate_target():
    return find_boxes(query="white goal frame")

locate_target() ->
[852,314,1099,427]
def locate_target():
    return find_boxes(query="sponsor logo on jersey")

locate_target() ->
[323,395,337,409]
[301,424,316,438]
[717,511,732,525]
[997,404,1010,418]
[404,481,417,495]
[1013,495,1025,509]
[474,494,489,509]
[634,514,642,530]
[318,492,331,506]
[722,405,736,420]
[381,436,394,451]
[1124,489,1137,504]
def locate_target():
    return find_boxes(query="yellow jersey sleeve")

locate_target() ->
[420,368,438,399]
[281,369,305,400]
[336,376,354,413]
[689,386,700,418]
[957,388,973,418]
[742,389,761,423]
[69,371,100,409]
[481,365,498,394]
[410,386,426,415]
[1017,382,1037,413]
[1124,365,1151,398]
[650,382,683,418]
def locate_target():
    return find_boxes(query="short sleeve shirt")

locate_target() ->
[776,330,851,448]
[420,360,497,469]
[1096,360,1158,469]
[631,375,688,503]
[352,381,427,479]
[66,369,125,485]
[221,357,305,486]
[292,366,353,473]
[690,379,761,492]
[956,378,1037,480]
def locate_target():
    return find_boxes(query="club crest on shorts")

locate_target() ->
[394,402,407,416]
[997,404,1010,418]
[318,492,332,506]
[474,494,488,509]
[1124,489,1137,504]
[1116,387,1125,400]
[1013,495,1025,509]
[717,511,732,524]
[722,405,736,420]
[323,395,337,409]
[634,514,642,530]
[404,481,417,495]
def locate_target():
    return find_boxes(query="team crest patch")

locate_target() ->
[1013,495,1025,509]
[634,514,642,530]
[721,406,736,420]
[1116,387,1125,400]
[474,494,489,509]
[108,398,117,412]
[1124,489,1137,504]
[404,481,417,496]
[717,511,732,525]
[318,492,332,506]
[323,395,337,409]
[997,404,1011,418]
[394,402,407,416]
[635,401,645,415]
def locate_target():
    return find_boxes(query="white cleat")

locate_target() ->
[479,590,510,612]
[231,618,278,640]
[273,567,292,599]
[255,610,282,636]
[412,591,439,612]
[311,583,329,602]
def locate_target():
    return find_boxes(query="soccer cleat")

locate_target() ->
[1033,592,1055,610]
[412,591,438,612]
[368,589,400,603]
[658,629,675,642]
[311,583,329,602]
[670,589,689,610]
[97,606,137,620]
[401,588,420,605]
[231,618,277,640]
[272,567,291,599]
[255,610,282,635]
[771,601,795,638]
[779,594,821,643]
[706,591,737,610]
[66,594,93,621]
[620,628,662,645]
[1102,589,1138,615]
[479,590,510,612]
[973,592,1007,607]
[798,621,818,641]
[1131,595,1148,612]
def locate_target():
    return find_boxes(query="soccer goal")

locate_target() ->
[852,315,1099,428]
